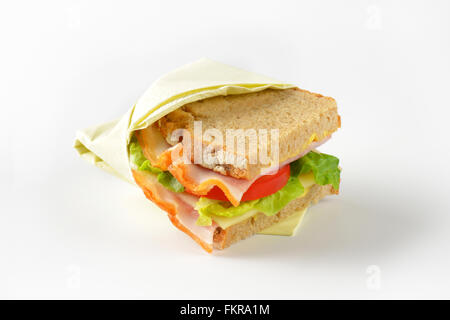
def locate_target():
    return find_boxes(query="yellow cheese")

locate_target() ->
[298,171,315,189]
[212,209,259,229]
[258,207,308,236]
[284,130,333,161]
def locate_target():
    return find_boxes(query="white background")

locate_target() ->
[1,0,450,299]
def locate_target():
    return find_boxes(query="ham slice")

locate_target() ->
[132,169,216,253]
[135,124,328,207]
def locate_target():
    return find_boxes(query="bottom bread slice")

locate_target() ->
[213,184,336,250]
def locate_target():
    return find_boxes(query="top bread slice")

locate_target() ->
[157,87,340,180]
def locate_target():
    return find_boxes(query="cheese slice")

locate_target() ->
[258,207,307,236]
[298,171,316,189]
[210,210,259,230]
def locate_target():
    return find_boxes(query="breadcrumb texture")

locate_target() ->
[158,88,340,180]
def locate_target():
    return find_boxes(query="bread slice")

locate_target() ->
[213,183,336,249]
[158,88,340,180]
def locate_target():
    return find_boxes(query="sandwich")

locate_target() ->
[128,87,341,252]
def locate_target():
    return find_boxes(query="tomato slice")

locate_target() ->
[204,164,291,202]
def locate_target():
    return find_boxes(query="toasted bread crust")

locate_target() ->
[158,88,340,180]
[213,184,337,250]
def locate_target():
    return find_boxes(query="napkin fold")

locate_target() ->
[74,58,294,182]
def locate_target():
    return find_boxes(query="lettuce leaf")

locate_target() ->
[129,139,185,193]
[195,197,259,226]
[195,176,304,226]
[156,171,185,193]
[296,151,340,190]
[138,159,162,174]
[253,176,304,215]
[194,151,340,226]
[129,140,157,172]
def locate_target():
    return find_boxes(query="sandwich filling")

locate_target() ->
[129,126,340,252]
[126,88,341,252]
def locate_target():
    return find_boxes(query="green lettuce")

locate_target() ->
[295,151,340,190]
[195,151,340,226]
[129,139,185,193]
[195,197,260,226]
[253,176,304,215]
[156,171,185,193]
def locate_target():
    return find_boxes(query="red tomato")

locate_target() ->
[204,164,291,202]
